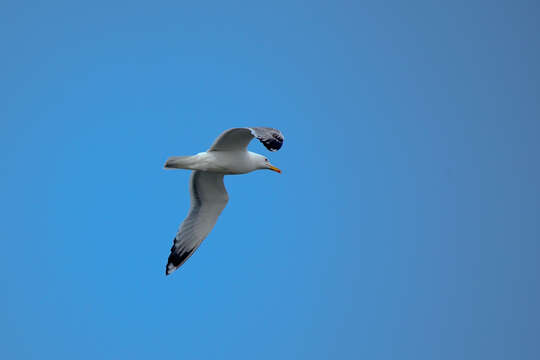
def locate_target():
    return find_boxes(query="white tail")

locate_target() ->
[164,156,197,169]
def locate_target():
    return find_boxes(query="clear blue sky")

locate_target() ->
[1,1,539,359]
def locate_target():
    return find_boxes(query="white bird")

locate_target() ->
[163,127,284,275]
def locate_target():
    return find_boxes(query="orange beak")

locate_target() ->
[268,164,282,173]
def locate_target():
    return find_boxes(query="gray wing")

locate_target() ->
[208,127,284,152]
[166,171,229,275]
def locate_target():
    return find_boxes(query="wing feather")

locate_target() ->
[165,171,228,275]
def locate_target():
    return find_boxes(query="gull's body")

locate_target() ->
[167,151,266,174]
[164,127,284,276]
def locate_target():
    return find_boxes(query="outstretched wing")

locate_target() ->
[208,127,284,152]
[166,171,229,275]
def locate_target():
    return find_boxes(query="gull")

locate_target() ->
[163,127,284,276]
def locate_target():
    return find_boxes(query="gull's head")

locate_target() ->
[255,154,281,173]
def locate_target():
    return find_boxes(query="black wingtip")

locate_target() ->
[258,133,283,152]
[165,259,177,276]
[165,243,196,276]
[165,261,177,276]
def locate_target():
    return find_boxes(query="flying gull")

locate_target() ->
[163,127,284,275]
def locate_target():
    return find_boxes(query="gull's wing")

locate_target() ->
[166,171,229,275]
[208,127,284,152]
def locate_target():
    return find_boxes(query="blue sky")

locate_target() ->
[1,1,539,359]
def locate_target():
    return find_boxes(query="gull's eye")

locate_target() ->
[265,158,268,162]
